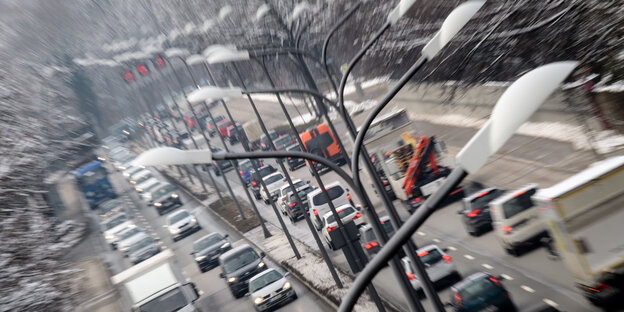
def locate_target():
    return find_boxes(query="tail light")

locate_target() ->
[282,197,286,202]
[261,188,265,193]
[353,212,362,220]
[466,209,482,218]
[313,209,318,216]
[289,203,296,208]
[364,241,378,250]
[501,226,513,234]
[488,276,502,287]
[454,294,462,306]
[239,171,244,176]
[283,178,287,182]
[589,283,610,292]
[418,251,429,257]
[346,194,352,201]
[327,226,336,232]
[406,273,416,281]
[252,181,257,186]
[442,255,452,263]
[383,181,389,186]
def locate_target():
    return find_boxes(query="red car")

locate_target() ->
[217,120,232,138]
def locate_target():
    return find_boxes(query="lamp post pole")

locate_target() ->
[230,62,343,288]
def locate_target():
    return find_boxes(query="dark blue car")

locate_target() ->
[238,159,263,186]
[446,272,516,311]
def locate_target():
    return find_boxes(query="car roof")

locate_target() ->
[220,244,254,260]
[280,180,302,191]
[308,181,343,198]
[463,187,500,202]
[359,215,390,232]
[451,272,490,291]
[263,172,283,180]
[489,183,539,206]
[322,204,355,219]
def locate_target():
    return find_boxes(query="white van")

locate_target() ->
[307,181,354,230]
[489,183,547,256]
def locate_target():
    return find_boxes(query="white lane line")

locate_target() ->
[185,277,191,282]
[542,299,558,308]
[482,263,494,270]
[464,254,475,260]
[432,238,441,243]
[521,285,535,293]
[416,231,426,236]
[501,274,514,281]
[447,246,457,251]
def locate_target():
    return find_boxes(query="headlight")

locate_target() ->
[171,193,179,199]
[154,202,162,207]
[220,242,231,249]
[105,234,114,240]
[135,188,143,192]
[130,180,137,185]
[123,173,130,177]
[195,255,207,261]
[169,227,180,234]
[97,156,106,161]
[257,262,265,268]
[282,281,291,290]
[254,297,264,305]
[144,194,152,200]
[227,277,237,283]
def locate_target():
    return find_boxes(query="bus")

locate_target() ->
[73,161,117,209]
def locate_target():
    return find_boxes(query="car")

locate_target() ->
[192,233,232,272]
[307,181,354,230]
[359,215,395,259]
[402,244,461,292]
[238,159,263,186]
[127,236,162,264]
[166,209,201,241]
[141,181,165,204]
[211,146,234,176]
[135,177,160,194]
[285,144,306,171]
[226,123,244,145]
[320,205,364,249]
[284,185,316,222]
[260,172,287,204]
[259,130,280,151]
[446,272,516,311]
[276,179,308,215]
[97,199,125,221]
[248,269,297,311]
[458,188,505,236]
[206,115,225,137]
[116,227,147,254]
[128,169,152,185]
[489,184,547,256]
[122,166,144,178]
[132,172,156,188]
[249,165,277,200]
[151,183,183,215]
[273,135,296,151]
[217,120,233,138]
[102,213,135,249]
[219,244,267,298]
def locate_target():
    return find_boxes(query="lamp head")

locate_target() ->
[132,147,212,166]
[187,86,243,104]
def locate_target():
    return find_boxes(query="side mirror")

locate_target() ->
[284,272,290,278]
[219,272,225,278]
[190,251,195,255]
[442,247,449,252]
[224,234,229,238]
[260,252,266,258]
[306,180,311,184]
[244,292,250,297]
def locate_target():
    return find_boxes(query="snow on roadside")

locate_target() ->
[407,112,624,153]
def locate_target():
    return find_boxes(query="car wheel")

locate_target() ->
[505,247,519,256]
[289,215,295,223]
[214,169,220,176]
[291,292,298,300]
[264,199,269,204]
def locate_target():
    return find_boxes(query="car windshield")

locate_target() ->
[457,276,500,302]
[326,207,355,224]
[119,228,141,241]
[127,168,143,176]
[145,182,162,192]
[418,248,443,266]
[138,287,188,312]
[105,215,127,229]
[467,190,501,211]
[381,220,394,236]
[239,160,252,171]
[136,174,153,184]
[154,185,175,197]
[249,270,283,293]
[264,174,284,185]
[169,211,190,224]
[128,237,155,253]
[363,228,376,242]
[194,234,223,251]
[502,189,535,219]
[223,249,259,273]
[312,186,345,206]
[289,187,314,202]
[99,200,122,213]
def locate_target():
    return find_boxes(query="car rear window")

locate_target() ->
[502,189,536,219]
[458,276,500,302]
[264,174,284,185]
[257,166,276,178]
[466,190,502,211]
[418,248,443,266]
[312,186,345,206]
[326,206,355,224]
[287,145,301,152]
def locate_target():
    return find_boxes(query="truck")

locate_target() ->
[111,249,201,312]
[73,160,117,209]
[365,109,463,212]
[534,156,624,307]
[243,120,263,150]
[299,123,346,170]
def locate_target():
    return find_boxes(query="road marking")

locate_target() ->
[501,274,514,281]
[543,299,558,308]
[416,231,426,236]
[185,277,191,282]
[481,263,493,270]
[447,246,457,251]
[432,238,441,243]
[521,285,535,293]
[464,254,475,260]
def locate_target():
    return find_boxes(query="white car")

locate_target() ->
[116,227,147,254]
[102,213,135,249]
[166,209,201,242]
[307,181,353,230]
[122,166,143,178]
[260,172,286,204]
[320,204,364,249]
[248,269,297,311]
[135,177,160,193]
[276,179,307,214]
[401,244,461,290]
[128,169,152,185]
[141,181,166,204]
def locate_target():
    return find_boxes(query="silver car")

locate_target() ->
[166,209,201,241]
[116,227,147,254]
[247,269,297,311]
[401,244,461,291]
[127,236,161,264]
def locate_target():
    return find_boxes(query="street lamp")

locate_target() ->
[338,61,580,312]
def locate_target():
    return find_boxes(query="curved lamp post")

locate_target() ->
[338,61,580,312]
